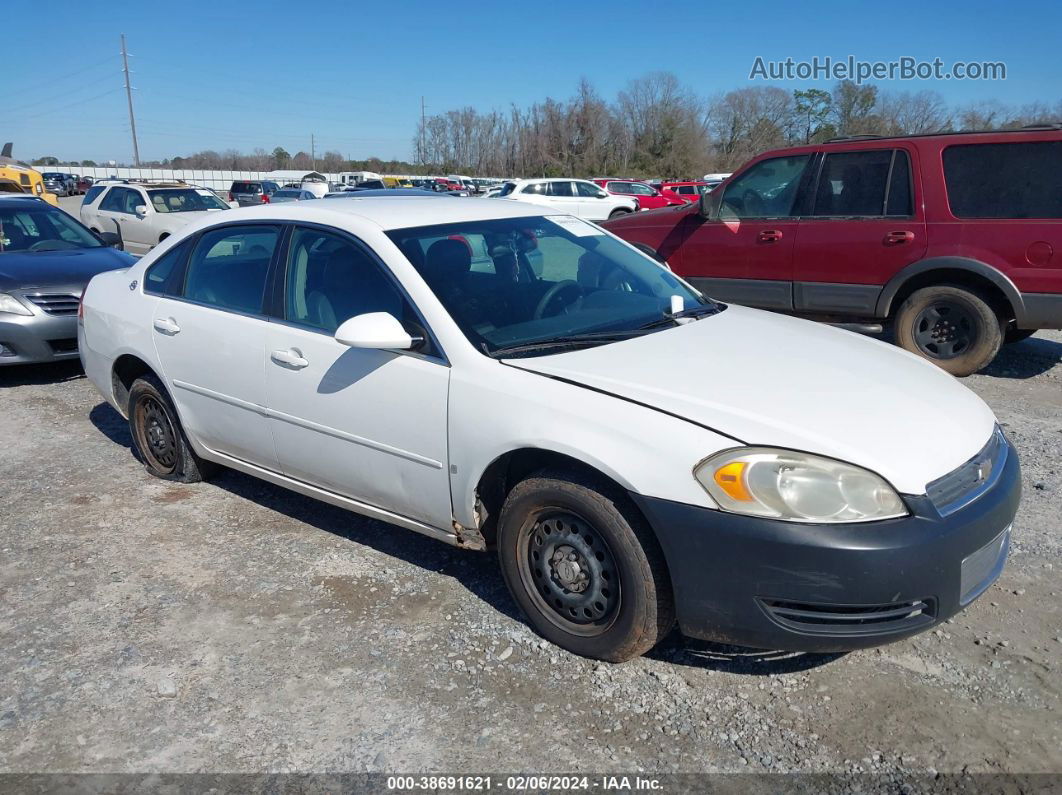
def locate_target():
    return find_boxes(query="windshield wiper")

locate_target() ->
[637,304,722,330]
[488,329,650,358]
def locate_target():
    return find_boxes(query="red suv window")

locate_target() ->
[943,141,1062,218]
[810,149,912,217]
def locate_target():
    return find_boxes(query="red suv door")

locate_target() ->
[666,153,813,310]
[792,147,927,315]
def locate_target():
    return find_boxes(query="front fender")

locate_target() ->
[447,362,730,529]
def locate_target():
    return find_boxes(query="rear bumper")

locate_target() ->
[0,313,80,365]
[632,438,1021,652]
[1017,293,1062,330]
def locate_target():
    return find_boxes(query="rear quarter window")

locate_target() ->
[943,141,1062,218]
[83,186,105,205]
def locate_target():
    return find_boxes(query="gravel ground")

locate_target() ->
[1,327,1060,785]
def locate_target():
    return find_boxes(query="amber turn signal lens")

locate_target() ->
[713,461,752,501]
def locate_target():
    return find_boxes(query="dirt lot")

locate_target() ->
[1,330,1060,784]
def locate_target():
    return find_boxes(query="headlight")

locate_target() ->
[0,293,32,316]
[694,447,907,523]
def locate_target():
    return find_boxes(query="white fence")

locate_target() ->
[68,167,349,192]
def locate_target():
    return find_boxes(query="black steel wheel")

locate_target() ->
[133,394,178,475]
[497,469,674,662]
[911,300,977,359]
[127,373,217,482]
[519,509,621,636]
[894,285,1002,376]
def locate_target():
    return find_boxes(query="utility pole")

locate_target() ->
[311,133,316,171]
[120,34,140,167]
[420,96,426,166]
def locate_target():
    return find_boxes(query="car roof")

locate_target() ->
[211,196,558,231]
[0,195,54,208]
[511,177,595,185]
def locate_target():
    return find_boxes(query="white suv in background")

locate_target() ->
[496,178,636,221]
[81,181,233,255]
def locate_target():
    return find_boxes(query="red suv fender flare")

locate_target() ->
[876,257,1026,324]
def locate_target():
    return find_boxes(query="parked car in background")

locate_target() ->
[605,127,1062,375]
[76,175,95,193]
[498,178,636,221]
[42,172,75,197]
[657,181,718,203]
[702,172,732,183]
[348,179,387,190]
[593,179,685,210]
[228,180,280,206]
[324,188,450,199]
[0,195,134,364]
[270,189,317,203]
[78,197,1019,662]
[81,181,233,255]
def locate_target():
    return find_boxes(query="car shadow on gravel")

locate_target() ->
[979,336,1062,379]
[649,634,846,675]
[88,400,524,624]
[0,360,84,387]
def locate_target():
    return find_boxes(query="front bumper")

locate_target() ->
[0,311,80,365]
[632,438,1021,652]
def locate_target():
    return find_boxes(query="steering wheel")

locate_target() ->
[29,240,78,252]
[742,189,766,217]
[534,280,582,319]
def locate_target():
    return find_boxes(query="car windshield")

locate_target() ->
[387,215,715,356]
[147,188,230,213]
[0,205,102,253]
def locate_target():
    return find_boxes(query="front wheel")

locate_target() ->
[128,374,217,482]
[893,286,1002,376]
[608,208,632,219]
[497,470,674,662]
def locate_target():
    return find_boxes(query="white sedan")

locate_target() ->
[79,197,1019,662]
[494,178,636,221]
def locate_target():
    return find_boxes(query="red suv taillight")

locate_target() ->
[261,193,270,203]
[228,191,233,201]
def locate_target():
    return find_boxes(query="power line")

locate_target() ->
[4,55,119,100]
[5,71,121,116]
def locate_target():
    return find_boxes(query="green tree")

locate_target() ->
[80,159,97,167]
[793,88,832,143]
[272,147,290,168]
[32,156,59,166]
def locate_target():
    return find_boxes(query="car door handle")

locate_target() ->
[152,317,180,335]
[270,348,308,369]
[758,229,783,243]
[884,230,915,245]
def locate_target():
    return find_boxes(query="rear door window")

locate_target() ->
[100,187,136,213]
[811,150,893,217]
[943,141,1062,218]
[145,240,192,296]
[547,181,575,197]
[83,186,105,205]
[182,225,280,314]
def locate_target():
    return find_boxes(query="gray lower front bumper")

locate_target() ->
[0,312,80,365]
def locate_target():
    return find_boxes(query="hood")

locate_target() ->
[0,246,136,292]
[505,305,997,495]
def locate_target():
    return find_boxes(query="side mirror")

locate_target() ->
[334,312,421,351]
[134,204,149,216]
[698,190,721,220]
[97,231,123,250]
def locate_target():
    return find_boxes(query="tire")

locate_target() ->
[497,469,674,662]
[127,374,217,483]
[893,285,1003,376]
[1004,327,1037,345]
[608,208,632,219]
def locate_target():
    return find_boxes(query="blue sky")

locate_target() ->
[7,0,1060,164]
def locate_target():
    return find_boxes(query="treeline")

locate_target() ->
[84,72,1061,178]
[414,73,1061,178]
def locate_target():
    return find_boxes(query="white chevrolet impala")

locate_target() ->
[79,197,1019,662]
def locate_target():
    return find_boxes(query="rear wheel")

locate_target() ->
[497,469,674,662]
[128,374,217,482]
[894,285,1002,376]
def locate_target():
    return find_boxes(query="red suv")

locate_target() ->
[593,179,685,210]
[604,127,1062,375]
[656,180,718,204]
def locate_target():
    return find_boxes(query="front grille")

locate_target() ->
[759,597,936,637]
[47,338,78,354]
[24,293,80,316]
[926,428,1007,516]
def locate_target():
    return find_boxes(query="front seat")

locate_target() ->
[422,239,471,296]
[307,249,354,331]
